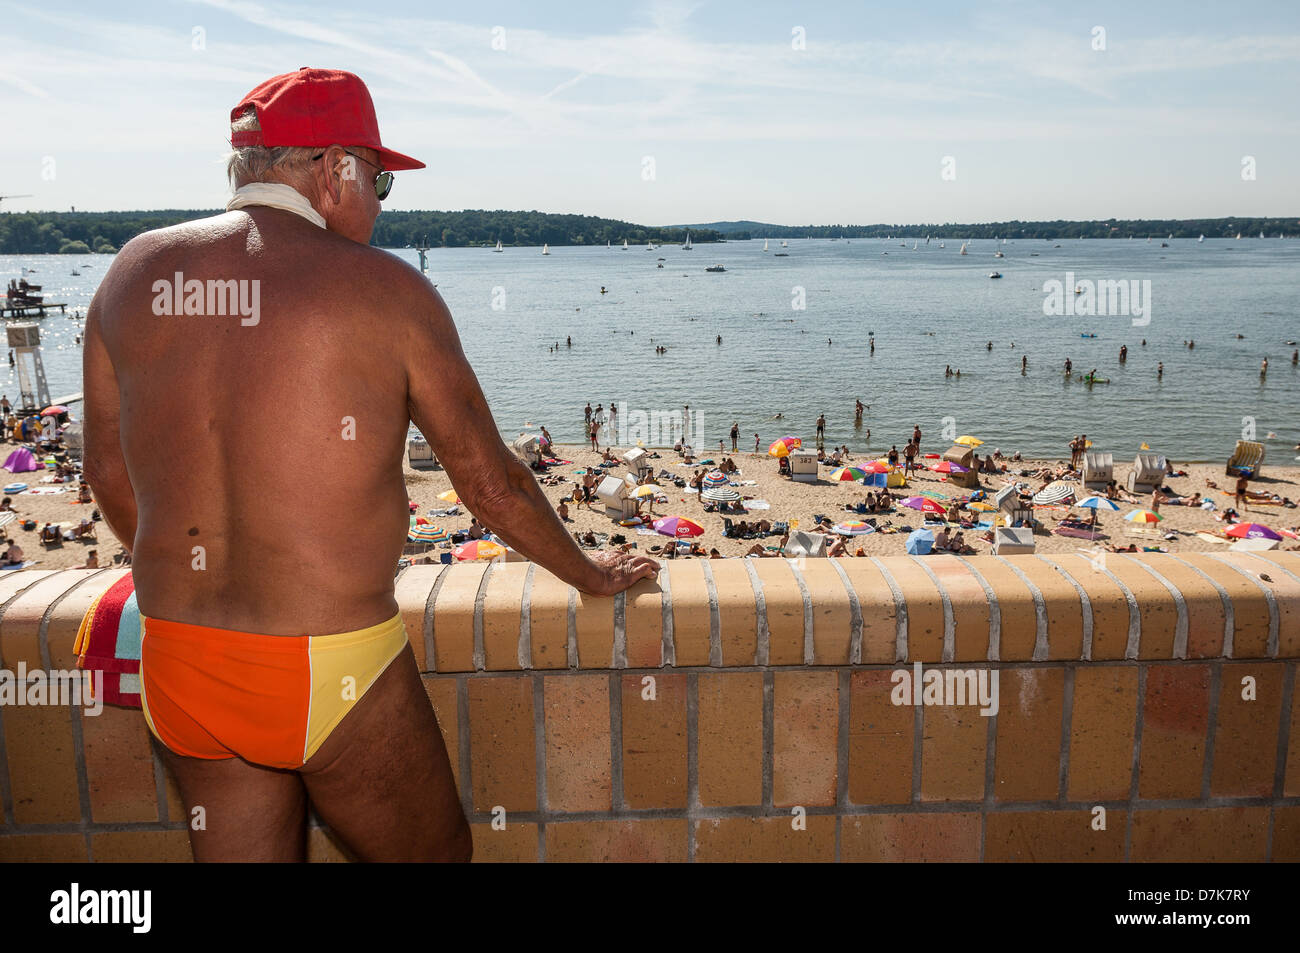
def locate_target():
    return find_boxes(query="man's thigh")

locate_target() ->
[160,747,308,862]
[298,644,470,862]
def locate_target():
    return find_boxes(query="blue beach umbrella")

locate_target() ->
[905,528,935,555]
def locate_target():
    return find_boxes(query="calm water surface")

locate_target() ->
[4,236,1297,461]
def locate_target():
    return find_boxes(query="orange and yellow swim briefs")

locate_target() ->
[139,612,408,769]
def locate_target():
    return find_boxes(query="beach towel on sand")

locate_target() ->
[73,573,143,709]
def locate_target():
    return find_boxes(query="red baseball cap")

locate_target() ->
[230,67,424,171]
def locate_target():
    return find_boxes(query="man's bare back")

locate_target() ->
[87,208,417,634]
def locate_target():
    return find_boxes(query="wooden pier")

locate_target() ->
[1,300,68,318]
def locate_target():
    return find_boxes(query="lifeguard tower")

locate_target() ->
[7,323,51,416]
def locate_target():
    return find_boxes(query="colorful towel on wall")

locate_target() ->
[73,572,143,709]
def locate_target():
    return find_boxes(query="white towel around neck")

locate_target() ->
[226,182,326,229]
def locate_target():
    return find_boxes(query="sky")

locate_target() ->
[4,0,1299,224]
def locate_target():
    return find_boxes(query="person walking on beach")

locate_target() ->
[0,395,9,417]
[1069,436,1081,469]
[730,421,739,452]
[1235,473,1250,512]
[83,68,656,864]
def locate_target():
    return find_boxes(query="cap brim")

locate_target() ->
[373,146,425,171]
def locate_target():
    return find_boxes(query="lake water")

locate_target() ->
[4,235,1297,461]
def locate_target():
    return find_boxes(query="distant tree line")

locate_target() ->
[0,209,725,253]
[1,210,1295,254]
[715,217,1300,240]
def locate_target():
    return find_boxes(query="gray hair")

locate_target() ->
[226,107,317,190]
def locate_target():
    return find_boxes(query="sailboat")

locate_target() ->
[780,240,788,248]
[994,250,1004,258]
[1260,231,1265,239]
[925,236,930,245]
[763,239,769,252]
[682,232,693,250]
[542,244,550,255]
[623,239,629,250]
[912,241,918,250]
[939,242,945,249]
[1198,234,1204,242]
[493,239,503,253]
[959,242,968,256]
[1236,233,1241,240]
[1001,238,1007,245]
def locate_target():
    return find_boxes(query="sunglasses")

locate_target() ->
[312,148,394,201]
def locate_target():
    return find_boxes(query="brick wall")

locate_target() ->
[2,552,1298,862]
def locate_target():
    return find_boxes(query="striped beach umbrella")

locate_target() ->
[1032,482,1077,506]
[408,523,448,543]
[833,520,875,536]
[701,486,741,503]
[1076,496,1121,511]
[863,460,893,473]
[653,516,704,538]
[828,466,869,482]
[1224,522,1282,541]
[454,540,506,561]
[701,470,730,487]
[768,437,801,457]
[1124,509,1163,524]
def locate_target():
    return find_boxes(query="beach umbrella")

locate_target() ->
[828,466,869,482]
[928,461,969,474]
[905,528,935,555]
[453,540,505,561]
[1224,522,1283,541]
[702,470,730,487]
[902,496,946,514]
[1076,496,1121,511]
[40,405,68,417]
[438,489,461,503]
[954,435,984,447]
[631,484,661,498]
[407,524,446,543]
[768,437,801,457]
[1032,482,1077,506]
[864,460,893,473]
[701,486,741,503]
[967,501,996,512]
[833,520,875,536]
[653,516,704,538]
[1124,509,1163,524]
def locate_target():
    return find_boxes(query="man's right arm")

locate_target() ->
[397,276,657,596]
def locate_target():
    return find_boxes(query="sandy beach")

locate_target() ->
[8,439,1297,572]
[401,442,1300,562]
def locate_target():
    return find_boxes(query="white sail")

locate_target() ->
[780,240,787,248]
[683,232,693,250]
[542,244,549,255]
[493,239,503,252]
[959,242,967,255]
[623,239,629,249]
[1198,234,1204,242]
[763,239,769,251]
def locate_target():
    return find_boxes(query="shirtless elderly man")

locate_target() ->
[83,69,657,863]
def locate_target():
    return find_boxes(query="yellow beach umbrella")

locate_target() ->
[438,489,461,503]
[955,435,984,447]
[631,484,660,498]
